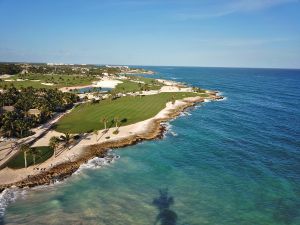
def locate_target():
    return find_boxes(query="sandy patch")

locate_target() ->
[156,79,180,86]
[0,75,13,79]
[41,82,54,86]
[93,79,123,88]
[160,86,193,92]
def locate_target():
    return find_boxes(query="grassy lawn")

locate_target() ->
[114,79,162,93]
[7,146,54,169]
[55,92,206,133]
[0,74,96,89]
[0,80,53,89]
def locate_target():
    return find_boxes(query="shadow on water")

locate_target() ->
[153,188,178,225]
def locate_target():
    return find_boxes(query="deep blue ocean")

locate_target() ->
[1,67,300,225]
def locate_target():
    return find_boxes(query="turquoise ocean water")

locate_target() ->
[1,67,299,225]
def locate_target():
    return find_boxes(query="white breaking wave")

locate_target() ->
[182,111,192,116]
[161,122,179,137]
[170,131,178,137]
[170,110,193,120]
[0,188,26,218]
[217,96,227,101]
[74,150,119,174]
[161,122,172,130]
[216,92,227,101]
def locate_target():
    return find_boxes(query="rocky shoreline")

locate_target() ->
[0,93,223,192]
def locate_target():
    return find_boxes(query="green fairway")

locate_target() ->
[0,74,96,89]
[114,76,162,93]
[55,92,206,133]
[7,146,54,169]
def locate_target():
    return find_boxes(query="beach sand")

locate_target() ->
[59,78,122,92]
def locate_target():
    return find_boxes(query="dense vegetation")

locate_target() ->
[0,73,97,89]
[55,92,206,133]
[0,63,122,76]
[0,87,79,138]
[0,63,22,75]
[25,64,122,75]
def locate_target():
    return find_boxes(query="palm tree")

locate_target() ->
[108,94,112,102]
[30,148,40,165]
[3,118,15,138]
[171,95,176,105]
[15,120,27,138]
[101,116,108,130]
[49,136,59,156]
[113,116,120,129]
[93,130,98,142]
[144,84,150,91]
[20,144,30,168]
[60,132,71,147]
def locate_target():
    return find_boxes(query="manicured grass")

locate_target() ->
[130,76,161,85]
[7,146,54,169]
[55,92,206,133]
[0,74,96,89]
[114,80,143,93]
[114,79,162,93]
[0,80,53,89]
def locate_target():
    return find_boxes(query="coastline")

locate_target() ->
[0,93,223,191]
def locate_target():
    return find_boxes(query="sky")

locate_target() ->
[0,0,299,68]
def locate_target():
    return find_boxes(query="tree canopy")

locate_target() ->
[0,87,79,138]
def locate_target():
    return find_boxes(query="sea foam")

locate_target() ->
[74,150,119,174]
[0,188,26,218]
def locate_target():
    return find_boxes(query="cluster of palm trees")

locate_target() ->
[49,132,74,157]
[20,132,76,168]
[138,82,151,92]
[0,86,79,138]
[101,116,120,130]
[92,116,121,142]
[20,144,42,168]
[101,116,108,130]
[192,87,205,93]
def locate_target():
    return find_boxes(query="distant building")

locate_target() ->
[105,65,129,69]
[47,63,65,66]
[1,106,15,112]
[27,108,41,117]
[21,69,29,74]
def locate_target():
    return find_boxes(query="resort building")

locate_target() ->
[1,106,15,113]
[27,108,41,117]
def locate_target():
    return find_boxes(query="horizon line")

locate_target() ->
[0,60,299,70]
